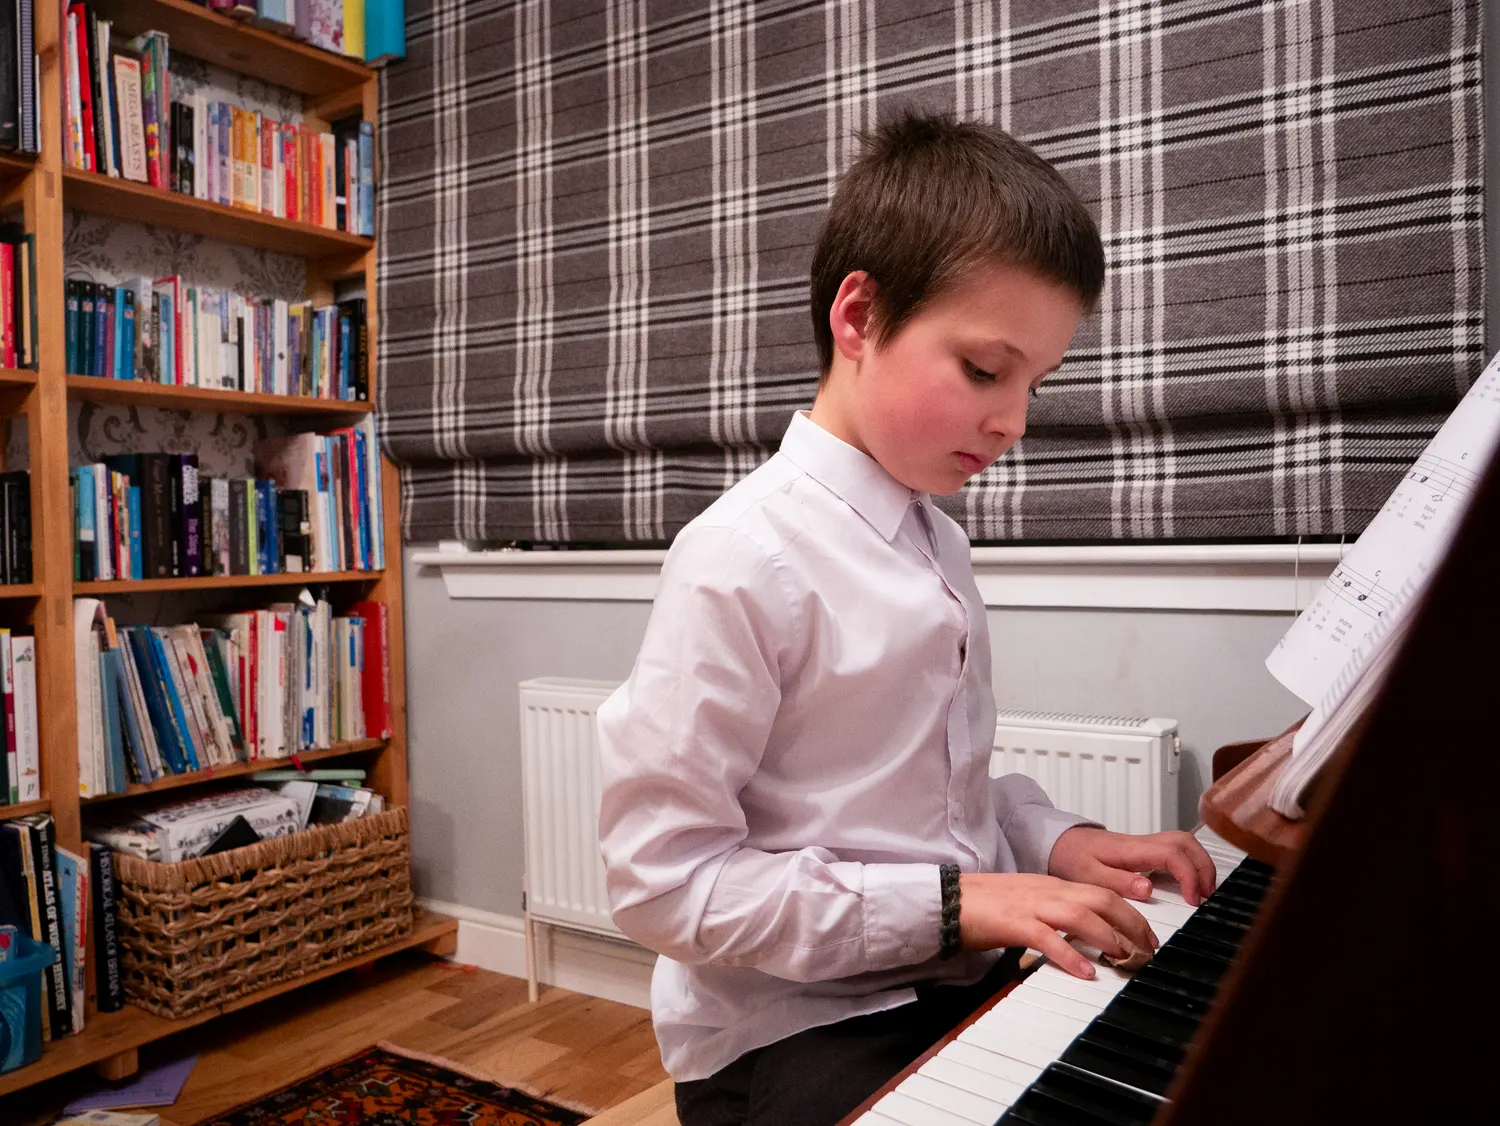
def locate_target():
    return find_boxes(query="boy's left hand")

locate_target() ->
[1049,827,1217,907]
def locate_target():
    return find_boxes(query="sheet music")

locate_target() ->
[1266,354,1500,708]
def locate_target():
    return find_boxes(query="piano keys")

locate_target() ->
[849,827,1265,1126]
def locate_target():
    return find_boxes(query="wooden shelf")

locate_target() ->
[81,738,386,804]
[0,908,459,1095]
[0,798,51,823]
[77,570,382,594]
[67,374,373,416]
[0,367,37,389]
[0,150,37,187]
[63,168,374,259]
[0,583,41,599]
[85,0,373,100]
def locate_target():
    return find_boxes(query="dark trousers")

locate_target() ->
[674,949,1024,1126]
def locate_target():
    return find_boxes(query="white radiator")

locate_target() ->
[516,679,1180,995]
[990,710,1179,835]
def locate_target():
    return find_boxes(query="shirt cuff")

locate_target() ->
[1005,804,1100,875]
[862,862,943,972]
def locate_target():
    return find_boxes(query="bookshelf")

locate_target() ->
[0,1,455,1094]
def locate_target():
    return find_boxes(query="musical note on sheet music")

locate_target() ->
[1267,354,1500,708]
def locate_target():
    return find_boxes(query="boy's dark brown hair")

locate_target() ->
[810,110,1105,378]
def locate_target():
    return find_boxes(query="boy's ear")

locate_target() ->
[829,271,879,363]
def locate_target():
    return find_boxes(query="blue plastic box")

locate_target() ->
[0,934,58,1073]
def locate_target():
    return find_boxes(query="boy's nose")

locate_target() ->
[983,394,1028,444]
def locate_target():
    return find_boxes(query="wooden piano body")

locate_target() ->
[844,416,1500,1123]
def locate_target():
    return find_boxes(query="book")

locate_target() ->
[1266,354,1500,818]
[365,0,406,66]
[87,842,124,1013]
[113,52,148,182]
[0,628,11,802]
[19,814,73,1038]
[54,847,87,1033]
[11,636,39,802]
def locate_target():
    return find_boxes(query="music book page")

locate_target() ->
[1264,354,1500,817]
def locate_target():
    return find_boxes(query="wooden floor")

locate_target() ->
[3,952,670,1125]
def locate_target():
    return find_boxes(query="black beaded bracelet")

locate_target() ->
[938,863,962,959]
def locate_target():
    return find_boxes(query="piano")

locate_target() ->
[839,401,1500,1124]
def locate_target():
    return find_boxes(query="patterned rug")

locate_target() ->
[198,1044,591,1126]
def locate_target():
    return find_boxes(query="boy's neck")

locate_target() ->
[807,374,869,457]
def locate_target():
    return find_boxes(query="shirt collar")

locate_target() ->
[778,411,924,542]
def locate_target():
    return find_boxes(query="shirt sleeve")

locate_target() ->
[598,524,942,982]
[990,773,1099,875]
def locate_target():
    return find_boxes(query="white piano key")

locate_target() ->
[870,1090,976,1126]
[849,1114,904,1126]
[1135,897,1196,929]
[959,1020,1073,1068]
[1027,963,1126,1006]
[919,1054,1027,1108]
[976,997,1089,1046]
[938,1039,1045,1090]
[1009,979,1106,1022]
[896,1073,1008,1123]
[1195,825,1247,861]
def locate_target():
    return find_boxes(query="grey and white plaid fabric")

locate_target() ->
[379,0,1483,544]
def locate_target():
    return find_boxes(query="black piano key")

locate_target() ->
[1160,930,1236,969]
[1063,1022,1182,1098]
[1195,898,1257,926]
[1131,962,1217,1004]
[1005,1063,1163,1126]
[1149,944,1226,987]
[1119,976,1211,1021]
[1238,857,1275,880]
[1097,993,1199,1048]
[1174,914,1245,951]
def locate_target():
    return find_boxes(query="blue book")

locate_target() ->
[98,651,123,793]
[54,850,80,1033]
[255,480,275,574]
[122,290,137,380]
[353,426,371,569]
[125,629,186,775]
[148,629,200,772]
[110,646,152,784]
[158,293,174,384]
[127,487,143,579]
[365,0,407,65]
[65,281,79,373]
[76,466,96,581]
[357,120,375,235]
[112,286,125,379]
[93,287,109,378]
[79,283,95,376]
[339,313,352,399]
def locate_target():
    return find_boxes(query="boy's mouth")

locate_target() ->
[955,452,988,474]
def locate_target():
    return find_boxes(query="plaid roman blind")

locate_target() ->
[378,0,1483,544]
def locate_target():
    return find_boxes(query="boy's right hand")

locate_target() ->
[957,872,1156,979]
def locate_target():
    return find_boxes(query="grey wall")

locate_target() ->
[403,546,1309,915]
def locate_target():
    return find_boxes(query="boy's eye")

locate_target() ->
[964,361,997,383]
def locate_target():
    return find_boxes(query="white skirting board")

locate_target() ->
[418,898,655,1010]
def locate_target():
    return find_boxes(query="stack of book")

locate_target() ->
[202,1,407,66]
[0,2,40,154]
[0,628,40,807]
[0,220,37,369]
[73,596,391,796]
[62,12,376,235]
[0,469,30,584]
[0,815,122,1042]
[66,276,367,400]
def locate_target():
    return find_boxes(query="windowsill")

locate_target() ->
[412,542,1344,612]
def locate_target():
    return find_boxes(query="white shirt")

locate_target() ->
[597,412,1089,1082]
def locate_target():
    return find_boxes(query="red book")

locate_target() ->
[283,123,299,223]
[350,601,391,739]
[0,243,13,368]
[70,5,97,173]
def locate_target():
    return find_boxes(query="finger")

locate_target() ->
[1087,889,1158,953]
[1028,925,1095,980]
[1043,902,1129,960]
[1185,837,1218,900]
[1161,847,1205,907]
[1079,859,1154,902]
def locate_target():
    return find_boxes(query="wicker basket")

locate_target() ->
[111,807,415,1020]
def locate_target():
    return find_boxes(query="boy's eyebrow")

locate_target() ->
[976,338,1062,374]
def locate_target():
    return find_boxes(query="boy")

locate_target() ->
[597,112,1217,1126]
